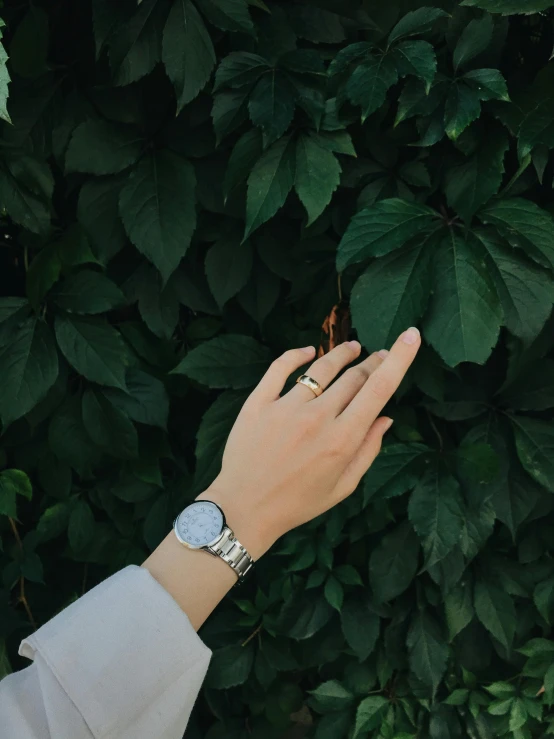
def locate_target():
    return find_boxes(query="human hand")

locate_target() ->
[196,327,422,560]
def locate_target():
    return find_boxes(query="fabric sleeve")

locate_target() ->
[0,564,212,739]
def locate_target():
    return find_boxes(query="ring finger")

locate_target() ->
[320,348,389,416]
[280,340,363,405]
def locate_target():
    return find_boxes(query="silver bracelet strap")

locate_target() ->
[208,527,254,582]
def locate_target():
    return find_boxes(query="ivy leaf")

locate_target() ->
[49,395,102,477]
[104,368,169,430]
[171,334,272,388]
[0,153,53,234]
[205,232,253,308]
[54,314,129,390]
[82,388,138,459]
[453,15,493,72]
[324,576,344,612]
[109,0,169,86]
[444,83,482,140]
[478,198,554,270]
[445,581,474,641]
[195,0,253,33]
[393,40,437,92]
[0,317,59,426]
[474,578,516,650]
[68,499,95,552]
[119,149,197,283]
[248,71,296,145]
[369,521,420,602]
[308,680,354,712]
[463,69,510,101]
[244,134,296,239]
[476,228,554,342]
[363,442,429,502]
[336,198,437,271]
[223,128,263,203]
[388,8,449,43]
[77,178,127,264]
[214,51,269,90]
[236,256,280,327]
[0,470,32,519]
[408,465,465,569]
[407,611,449,696]
[351,240,432,352]
[345,55,398,123]
[445,134,509,223]
[534,577,554,626]
[460,0,554,13]
[206,643,255,689]
[294,132,341,226]
[340,596,380,662]
[55,270,126,314]
[162,0,215,113]
[212,87,250,144]
[511,416,554,492]
[353,696,388,738]
[65,120,143,175]
[423,230,502,367]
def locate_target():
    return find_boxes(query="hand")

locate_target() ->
[197,327,422,560]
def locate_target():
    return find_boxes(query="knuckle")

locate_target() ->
[345,365,369,383]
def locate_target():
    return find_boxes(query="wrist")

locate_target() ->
[195,486,278,560]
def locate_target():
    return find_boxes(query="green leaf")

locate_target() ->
[244,134,296,239]
[77,178,127,264]
[162,0,215,113]
[363,442,429,502]
[82,388,138,459]
[408,465,465,568]
[351,240,432,352]
[475,228,554,342]
[119,149,197,283]
[294,132,341,226]
[478,198,554,270]
[236,257,280,327]
[337,198,437,271]
[407,611,449,696]
[0,470,32,518]
[124,262,180,340]
[388,8,449,43]
[54,314,129,390]
[49,395,102,477]
[345,55,398,123]
[68,499,95,551]
[206,643,254,689]
[474,578,516,650]
[10,6,49,79]
[340,596,380,661]
[511,415,554,492]
[212,88,249,144]
[369,520,420,602]
[463,68,510,101]
[423,230,502,367]
[445,580,474,641]
[214,51,269,90]
[0,23,11,124]
[248,71,296,145]
[308,680,354,712]
[205,232,253,308]
[107,369,169,430]
[55,270,125,314]
[453,15,493,72]
[460,0,554,14]
[223,128,263,202]
[0,298,27,324]
[109,0,168,86]
[0,153,53,234]
[393,40,437,92]
[499,359,554,410]
[36,502,71,542]
[534,577,554,625]
[324,576,344,612]
[195,0,253,33]
[0,318,59,426]
[353,696,389,738]
[65,120,143,175]
[445,135,508,223]
[171,334,271,388]
[444,83,482,140]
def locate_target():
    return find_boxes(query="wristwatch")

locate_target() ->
[173,500,254,583]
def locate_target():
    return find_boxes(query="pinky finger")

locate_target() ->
[247,346,316,406]
[334,417,393,500]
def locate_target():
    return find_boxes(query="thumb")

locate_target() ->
[335,416,394,500]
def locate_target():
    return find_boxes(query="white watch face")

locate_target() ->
[176,501,224,548]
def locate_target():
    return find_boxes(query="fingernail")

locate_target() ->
[300,346,315,354]
[384,418,394,432]
[377,349,389,359]
[348,340,361,351]
[402,327,420,345]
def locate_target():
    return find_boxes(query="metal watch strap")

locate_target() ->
[207,526,254,583]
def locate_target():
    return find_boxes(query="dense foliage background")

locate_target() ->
[2,0,554,736]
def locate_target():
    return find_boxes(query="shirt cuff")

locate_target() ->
[19,564,212,739]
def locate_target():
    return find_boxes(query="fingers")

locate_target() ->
[280,340,362,405]
[320,349,389,417]
[335,416,394,499]
[248,346,316,404]
[339,327,421,443]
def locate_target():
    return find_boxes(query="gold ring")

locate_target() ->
[296,374,323,397]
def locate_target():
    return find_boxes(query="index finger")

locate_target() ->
[338,327,421,438]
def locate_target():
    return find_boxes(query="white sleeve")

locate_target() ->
[0,564,212,739]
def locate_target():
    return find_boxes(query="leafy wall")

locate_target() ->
[1,0,554,737]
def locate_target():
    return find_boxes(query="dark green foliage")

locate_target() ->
[1,0,554,736]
